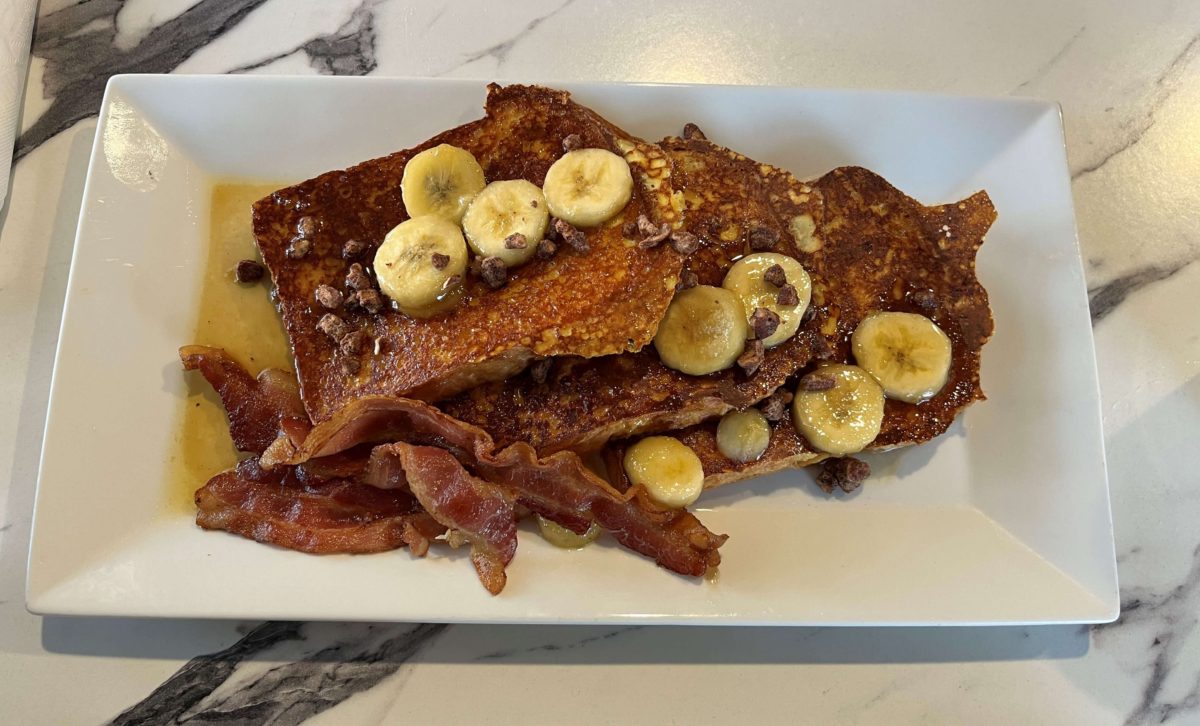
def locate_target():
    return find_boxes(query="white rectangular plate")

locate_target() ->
[27,75,1117,624]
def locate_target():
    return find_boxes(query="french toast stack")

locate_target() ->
[183,84,994,592]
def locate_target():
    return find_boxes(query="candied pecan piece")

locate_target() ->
[763,263,787,287]
[748,226,780,251]
[345,263,372,291]
[776,283,800,307]
[676,269,699,290]
[356,289,384,314]
[815,457,870,494]
[553,218,588,252]
[314,284,344,310]
[286,237,312,260]
[480,256,508,289]
[737,339,765,376]
[749,307,780,340]
[669,231,700,255]
[342,239,367,259]
[235,260,264,283]
[317,313,349,341]
[535,239,557,260]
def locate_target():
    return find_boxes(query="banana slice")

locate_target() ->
[792,364,885,455]
[653,285,750,375]
[722,252,812,348]
[623,436,705,509]
[461,180,549,267]
[373,216,467,317]
[716,409,772,463]
[851,312,952,403]
[536,515,601,549]
[542,148,633,228]
[400,144,487,223]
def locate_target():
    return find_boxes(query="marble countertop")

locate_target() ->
[2,1,1198,723]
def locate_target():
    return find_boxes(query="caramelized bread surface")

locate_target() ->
[670,166,996,487]
[254,84,684,422]
[440,136,832,453]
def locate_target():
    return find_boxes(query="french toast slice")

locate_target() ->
[638,166,996,488]
[439,135,833,453]
[253,84,684,422]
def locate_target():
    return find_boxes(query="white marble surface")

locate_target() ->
[1,1,1198,723]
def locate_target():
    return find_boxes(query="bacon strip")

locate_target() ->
[390,444,518,595]
[195,459,445,555]
[478,444,725,577]
[186,352,727,579]
[180,345,312,454]
[283,396,726,576]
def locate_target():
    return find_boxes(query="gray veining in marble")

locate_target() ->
[1088,256,1199,323]
[231,0,380,76]
[109,622,447,725]
[16,0,270,161]
[1096,544,1200,724]
[451,0,578,71]
[1071,30,1200,180]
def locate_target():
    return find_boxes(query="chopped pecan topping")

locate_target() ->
[553,218,589,252]
[317,313,349,341]
[749,307,781,340]
[535,239,558,260]
[504,233,527,250]
[431,252,450,270]
[748,226,780,251]
[341,239,367,260]
[562,133,583,151]
[670,230,701,255]
[737,339,765,376]
[635,214,671,248]
[480,256,508,289]
[776,283,800,307]
[759,389,794,422]
[763,263,787,287]
[682,122,707,140]
[314,284,344,310]
[295,216,317,238]
[910,289,938,311]
[812,335,835,360]
[623,220,639,237]
[356,289,384,314]
[801,303,817,325]
[815,457,870,494]
[798,371,836,391]
[529,359,553,384]
[339,330,366,356]
[234,259,264,283]
[676,269,699,290]
[345,263,372,291]
[339,355,361,375]
[286,237,312,260]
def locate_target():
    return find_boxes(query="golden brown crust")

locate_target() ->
[254,84,684,422]
[440,136,831,453]
[667,166,996,488]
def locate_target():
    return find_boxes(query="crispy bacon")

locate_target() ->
[180,345,311,454]
[195,458,445,555]
[479,444,725,576]
[390,444,518,595]
[186,352,727,582]
[283,396,726,576]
